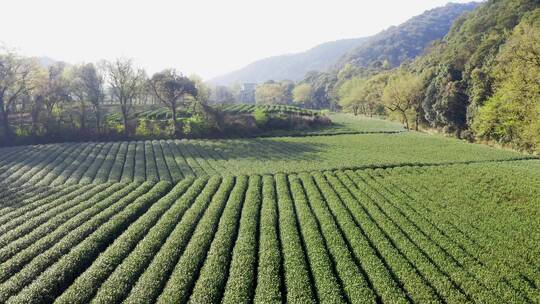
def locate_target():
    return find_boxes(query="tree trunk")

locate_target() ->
[95,105,101,134]
[0,107,11,142]
[171,106,178,136]
[80,102,87,133]
[121,105,129,138]
[402,112,409,130]
[415,114,419,131]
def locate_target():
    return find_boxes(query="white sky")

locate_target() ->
[0,0,473,80]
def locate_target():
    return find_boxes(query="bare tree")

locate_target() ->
[41,63,71,134]
[73,63,105,133]
[105,58,145,137]
[149,69,197,135]
[0,49,33,141]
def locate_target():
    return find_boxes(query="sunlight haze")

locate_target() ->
[1,0,473,79]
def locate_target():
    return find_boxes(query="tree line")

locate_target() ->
[0,50,212,144]
[301,0,540,153]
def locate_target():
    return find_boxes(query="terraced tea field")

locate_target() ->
[0,116,539,303]
[0,133,532,187]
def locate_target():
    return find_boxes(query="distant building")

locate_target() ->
[238,83,257,104]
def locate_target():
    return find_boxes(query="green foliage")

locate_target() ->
[414,0,540,136]
[253,108,269,127]
[382,71,424,130]
[472,11,540,152]
[337,3,479,69]
[255,81,294,105]
[292,83,313,105]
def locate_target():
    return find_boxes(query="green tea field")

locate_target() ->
[0,116,539,303]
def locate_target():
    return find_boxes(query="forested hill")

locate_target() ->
[210,38,366,85]
[336,2,480,69]
[413,0,540,150]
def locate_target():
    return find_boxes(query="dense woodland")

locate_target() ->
[336,0,540,152]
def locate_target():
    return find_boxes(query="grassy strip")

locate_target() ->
[274,173,316,303]
[0,184,141,284]
[5,182,170,304]
[56,178,195,304]
[123,177,221,304]
[253,175,283,303]
[187,176,248,303]
[38,144,89,186]
[0,144,63,183]
[11,144,80,187]
[156,176,235,303]
[2,145,65,186]
[175,141,206,176]
[221,175,263,303]
[374,167,540,302]
[288,175,346,303]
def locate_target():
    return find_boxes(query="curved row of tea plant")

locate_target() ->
[0,133,533,186]
[220,104,321,117]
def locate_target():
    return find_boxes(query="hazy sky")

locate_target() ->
[1,0,473,80]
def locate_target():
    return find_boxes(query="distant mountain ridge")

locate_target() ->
[210,38,367,85]
[211,2,479,86]
[337,2,480,69]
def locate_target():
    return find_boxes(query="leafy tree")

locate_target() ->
[106,58,146,137]
[382,72,423,130]
[338,77,366,115]
[255,81,293,105]
[292,83,312,106]
[210,85,236,104]
[301,71,339,109]
[38,62,72,134]
[415,0,540,133]
[149,69,197,135]
[472,12,540,151]
[188,74,210,105]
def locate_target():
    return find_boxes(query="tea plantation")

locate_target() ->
[0,116,538,303]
